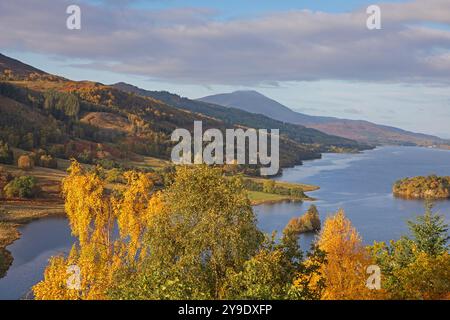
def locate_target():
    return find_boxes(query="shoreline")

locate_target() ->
[251,197,312,206]
[0,199,65,279]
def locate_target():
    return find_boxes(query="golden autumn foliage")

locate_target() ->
[394,251,450,299]
[285,205,321,235]
[33,160,156,300]
[116,165,263,300]
[32,161,449,300]
[17,154,34,171]
[304,210,382,300]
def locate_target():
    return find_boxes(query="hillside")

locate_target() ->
[113,82,367,150]
[0,53,371,175]
[199,91,447,146]
[0,54,46,77]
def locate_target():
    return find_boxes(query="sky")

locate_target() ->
[1,0,450,137]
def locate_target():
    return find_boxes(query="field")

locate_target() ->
[247,191,303,205]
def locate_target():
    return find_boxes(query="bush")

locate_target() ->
[105,168,124,183]
[17,154,34,171]
[263,180,275,193]
[0,167,13,198]
[39,155,58,169]
[0,141,14,165]
[3,176,40,198]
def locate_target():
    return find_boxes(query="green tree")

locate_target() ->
[262,180,275,193]
[223,236,295,300]
[109,165,264,300]
[407,202,449,256]
[3,176,40,198]
[370,204,450,299]
[0,141,13,165]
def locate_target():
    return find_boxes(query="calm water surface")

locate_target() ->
[1,146,450,299]
[0,218,75,299]
[255,146,450,249]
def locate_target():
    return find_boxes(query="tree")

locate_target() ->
[223,237,294,300]
[407,202,449,256]
[312,210,378,300]
[109,165,264,300]
[3,176,40,198]
[0,141,13,165]
[263,180,275,193]
[285,205,321,235]
[370,205,450,299]
[17,154,34,171]
[33,160,154,299]
[39,154,58,169]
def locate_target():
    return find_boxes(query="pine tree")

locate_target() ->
[407,202,449,256]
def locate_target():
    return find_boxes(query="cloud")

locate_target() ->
[1,0,450,85]
[342,108,364,115]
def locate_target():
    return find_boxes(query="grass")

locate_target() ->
[123,155,171,170]
[242,176,319,205]
[245,176,319,192]
[247,191,305,205]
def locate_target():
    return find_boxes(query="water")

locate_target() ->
[0,217,75,300]
[1,146,450,299]
[255,146,450,249]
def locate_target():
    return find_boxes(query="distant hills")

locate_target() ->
[113,82,364,148]
[199,91,447,146]
[0,53,370,175]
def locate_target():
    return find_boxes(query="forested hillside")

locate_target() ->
[113,82,368,150]
[0,53,370,175]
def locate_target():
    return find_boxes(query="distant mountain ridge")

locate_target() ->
[198,91,447,146]
[113,82,366,149]
[0,53,370,175]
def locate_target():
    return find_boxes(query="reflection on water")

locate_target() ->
[0,218,75,300]
[1,146,449,299]
[255,146,450,250]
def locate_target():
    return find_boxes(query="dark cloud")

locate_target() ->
[1,0,450,85]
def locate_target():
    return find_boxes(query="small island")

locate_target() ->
[284,205,321,235]
[393,175,450,199]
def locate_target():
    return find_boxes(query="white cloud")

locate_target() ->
[1,0,450,85]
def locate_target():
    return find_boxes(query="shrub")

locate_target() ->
[0,167,13,198]
[39,155,58,169]
[105,168,124,183]
[0,141,14,165]
[3,176,40,198]
[77,150,93,164]
[17,154,34,171]
[263,180,276,193]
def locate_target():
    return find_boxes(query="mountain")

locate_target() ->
[0,53,369,175]
[199,91,447,146]
[197,90,330,124]
[113,82,367,149]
